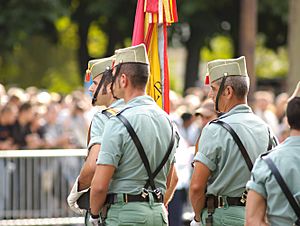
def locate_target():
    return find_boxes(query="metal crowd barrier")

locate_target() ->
[0,149,87,226]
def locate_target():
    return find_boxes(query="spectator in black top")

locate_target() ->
[11,102,35,149]
[0,104,18,150]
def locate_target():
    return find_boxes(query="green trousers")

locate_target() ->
[200,206,245,226]
[104,194,168,226]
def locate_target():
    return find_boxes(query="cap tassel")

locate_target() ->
[204,74,210,85]
[85,70,91,82]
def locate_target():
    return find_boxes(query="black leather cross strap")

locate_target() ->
[116,113,175,191]
[210,120,253,171]
[267,127,278,151]
[215,76,227,113]
[92,69,112,105]
[262,157,300,221]
[105,193,163,204]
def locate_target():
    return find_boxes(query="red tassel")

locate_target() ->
[85,71,90,82]
[204,74,210,85]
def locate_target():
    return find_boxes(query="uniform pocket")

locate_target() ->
[118,211,147,226]
[222,214,245,226]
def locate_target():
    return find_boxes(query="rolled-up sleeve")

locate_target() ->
[246,158,269,198]
[88,114,106,149]
[97,118,124,168]
[194,127,218,172]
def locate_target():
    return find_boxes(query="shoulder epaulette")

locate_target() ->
[102,108,119,118]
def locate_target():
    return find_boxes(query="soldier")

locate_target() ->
[67,56,125,224]
[245,82,300,226]
[189,56,277,226]
[89,44,179,226]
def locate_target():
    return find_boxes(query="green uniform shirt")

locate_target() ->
[246,136,300,226]
[194,104,271,197]
[97,95,177,195]
[88,99,125,150]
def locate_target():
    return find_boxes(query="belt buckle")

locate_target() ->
[240,191,248,204]
[123,194,128,203]
[141,188,149,198]
[154,188,162,200]
[218,196,224,208]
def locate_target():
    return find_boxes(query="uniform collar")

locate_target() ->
[110,98,125,108]
[284,136,300,144]
[219,104,252,119]
[126,95,154,107]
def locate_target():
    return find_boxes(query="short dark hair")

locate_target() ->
[118,63,149,89]
[215,76,249,99]
[101,69,113,94]
[287,97,300,130]
[19,102,32,113]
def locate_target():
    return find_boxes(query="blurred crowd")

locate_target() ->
[0,83,95,150]
[0,83,290,151]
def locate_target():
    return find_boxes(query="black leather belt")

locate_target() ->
[105,193,163,204]
[205,195,245,208]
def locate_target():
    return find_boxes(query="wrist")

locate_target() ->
[89,209,99,219]
[194,215,200,222]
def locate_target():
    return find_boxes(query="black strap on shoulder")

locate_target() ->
[262,157,300,220]
[102,108,118,118]
[267,128,278,151]
[144,126,176,189]
[210,120,253,171]
[116,113,175,191]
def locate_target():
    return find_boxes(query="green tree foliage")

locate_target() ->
[258,0,288,49]
[172,0,288,91]
[70,0,137,77]
[0,36,81,94]
[200,35,288,80]
[0,0,290,93]
[255,36,288,79]
[0,0,64,55]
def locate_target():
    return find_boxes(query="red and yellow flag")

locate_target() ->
[132,0,178,113]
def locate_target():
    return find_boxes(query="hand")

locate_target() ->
[67,177,89,215]
[190,218,202,226]
[67,198,86,215]
[89,215,101,226]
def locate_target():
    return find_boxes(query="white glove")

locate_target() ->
[67,176,89,215]
[89,215,101,226]
[190,218,202,226]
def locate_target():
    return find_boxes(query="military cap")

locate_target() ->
[114,43,149,67]
[85,56,114,82]
[205,56,248,84]
[288,81,300,101]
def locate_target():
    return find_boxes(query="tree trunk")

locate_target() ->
[288,0,300,94]
[104,18,122,57]
[183,27,202,93]
[78,20,91,81]
[239,0,257,103]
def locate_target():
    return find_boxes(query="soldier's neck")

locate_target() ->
[290,129,300,137]
[124,89,146,103]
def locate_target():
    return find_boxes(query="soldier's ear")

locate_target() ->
[106,83,112,94]
[224,86,234,99]
[120,73,129,88]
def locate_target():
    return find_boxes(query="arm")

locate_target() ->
[164,164,178,206]
[189,161,211,222]
[90,164,115,216]
[245,190,269,226]
[67,144,101,214]
[78,144,101,190]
